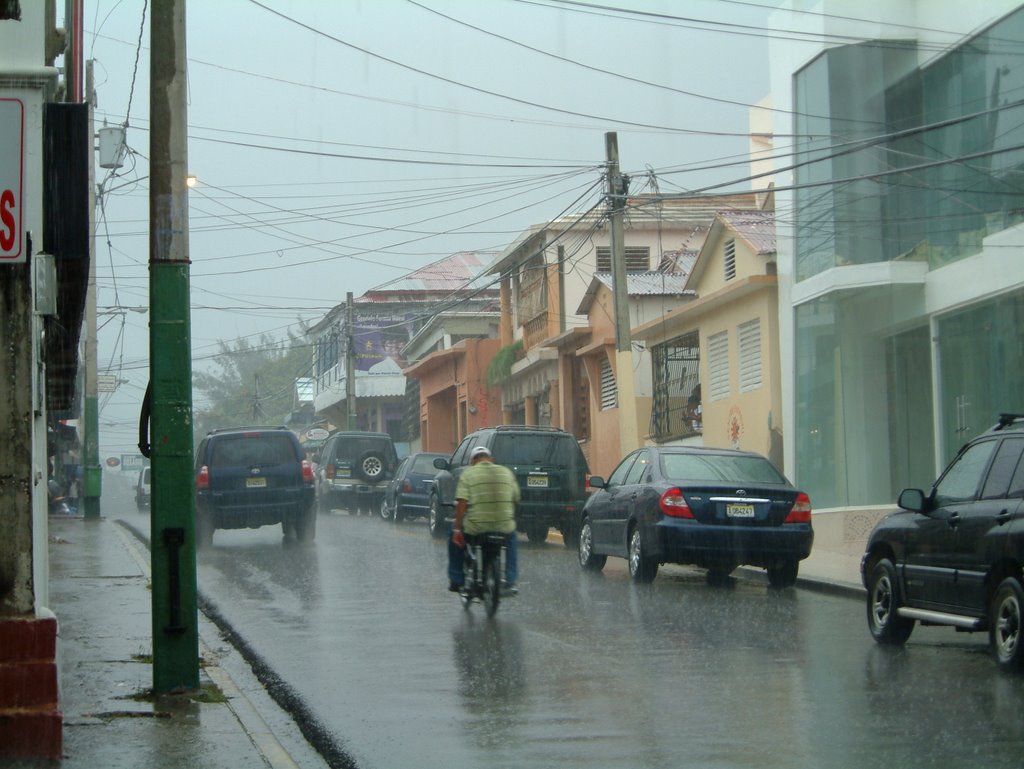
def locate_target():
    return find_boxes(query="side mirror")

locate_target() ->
[433,457,449,471]
[589,475,607,490]
[897,488,926,513]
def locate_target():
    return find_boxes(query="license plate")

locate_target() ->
[337,468,351,478]
[726,503,754,518]
[527,475,549,488]
[246,477,266,489]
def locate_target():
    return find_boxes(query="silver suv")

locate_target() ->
[316,431,399,514]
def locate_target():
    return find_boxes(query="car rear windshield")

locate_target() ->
[661,453,787,484]
[336,436,395,461]
[411,454,442,473]
[211,434,297,467]
[491,434,586,469]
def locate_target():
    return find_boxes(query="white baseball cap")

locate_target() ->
[470,446,491,460]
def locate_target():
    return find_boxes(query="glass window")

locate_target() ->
[624,451,650,485]
[607,453,637,487]
[661,452,786,484]
[491,434,584,469]
[934,440,997,506]
[981,439,1024,500]
[212,434,296,466]
[410,455,441,474]
[451,437,474,467]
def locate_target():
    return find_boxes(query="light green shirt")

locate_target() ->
[455,461,519,535]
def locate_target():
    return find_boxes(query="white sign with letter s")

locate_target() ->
[0,98,24,262]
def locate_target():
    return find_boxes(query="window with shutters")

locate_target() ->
[596,246,651,272]
[600,356,618,410]
[724,239,737,281]
[707,331,730,401]
[738,318,763,392]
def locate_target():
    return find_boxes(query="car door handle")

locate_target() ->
[997,509,1012,525]
[948,512,961,528]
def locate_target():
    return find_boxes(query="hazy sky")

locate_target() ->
[78,0,783,456]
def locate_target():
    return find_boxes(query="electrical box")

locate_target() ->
[34,252,57,316]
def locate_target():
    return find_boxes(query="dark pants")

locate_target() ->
[447,525,518,587]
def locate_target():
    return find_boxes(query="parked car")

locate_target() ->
[578,446,813,587]
[862,413,1024,671]
[194,426,316,547]
[381,452,448,522]
[429,425,590,544]
[316,431,399,514]
[135,465,151,511]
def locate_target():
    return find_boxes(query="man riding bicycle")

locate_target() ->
[447,446,519,595]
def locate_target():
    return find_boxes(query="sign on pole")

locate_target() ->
[0,98,24,263]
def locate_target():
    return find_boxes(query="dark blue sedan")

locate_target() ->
[380,452,449,523]
[578,446,813,587]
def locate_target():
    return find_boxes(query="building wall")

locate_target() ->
[770,0,1024,507]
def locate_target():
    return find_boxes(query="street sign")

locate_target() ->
[0,98,24,263]
[120,454,144,472]
[97,374,117,392]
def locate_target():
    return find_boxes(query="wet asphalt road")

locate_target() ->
[115,482,1024,769]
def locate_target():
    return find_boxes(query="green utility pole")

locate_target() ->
[149,0,199,694]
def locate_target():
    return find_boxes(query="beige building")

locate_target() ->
[633,206,785,470]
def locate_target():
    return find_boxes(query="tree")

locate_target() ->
[193,328,312,441]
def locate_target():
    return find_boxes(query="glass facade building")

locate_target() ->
[791,7,1024,508]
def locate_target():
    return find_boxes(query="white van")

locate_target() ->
[135,466,151,510]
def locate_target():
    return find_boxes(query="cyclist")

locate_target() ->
[447,446,519,595]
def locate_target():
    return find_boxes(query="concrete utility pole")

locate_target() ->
[149,0,199,694]
[606,132,639,453]
[82,61,100,520]
[346,292,357,429]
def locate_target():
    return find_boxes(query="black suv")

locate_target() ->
[316,431,399,514]
[428,425,590,545]
[862,413,1024,671]
[194,426,316,547]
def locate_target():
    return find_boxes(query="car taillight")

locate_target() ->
[196,465,209,489]
[585,473,592,492]
[659,487,694,518]
[785,492,812,523]
[325,463,335,480]
[402,481,412,493]
[301,459,314,483]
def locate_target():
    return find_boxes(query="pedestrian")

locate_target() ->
[447,446,519,594]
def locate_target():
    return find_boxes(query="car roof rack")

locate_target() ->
[994,413,1024,431]
[206,425,289,435]
[492,424,566,433]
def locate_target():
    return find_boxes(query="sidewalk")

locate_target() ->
[13,515,328,769]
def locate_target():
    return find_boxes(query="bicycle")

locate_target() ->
[458,532,508,617]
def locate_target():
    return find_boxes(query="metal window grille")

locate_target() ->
[708,331,730,401]
[738,318,762,392]
[596,246,651,272]
[724,239,737,281]
[600,357,618,410]
[649,331,702,440]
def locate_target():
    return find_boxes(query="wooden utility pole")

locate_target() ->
[606,132,639,453]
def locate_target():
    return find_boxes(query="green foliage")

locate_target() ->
[192,327,312,443]
[486,340,523,389]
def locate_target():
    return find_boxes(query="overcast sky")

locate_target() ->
[78,0,787,456]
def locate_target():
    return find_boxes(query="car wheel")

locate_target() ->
[560,518,578,550]
[526,524,549,544]
[356,451,386,483]
[628,526,658,583]
[990,576,1024,672]
[428,496,447,539]
[767,559,799,589]
[577,517,606,572]
[866,558,914,645]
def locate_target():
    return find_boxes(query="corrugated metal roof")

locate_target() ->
[365,251,499,294]
[593,271,691,295]
[717,210,776,255]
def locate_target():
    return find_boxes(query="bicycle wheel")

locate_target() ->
[482,547,501,618]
